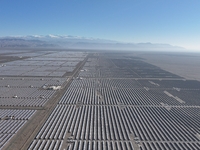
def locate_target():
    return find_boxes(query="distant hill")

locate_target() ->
[0,35,185,51]
[0,38,58,48]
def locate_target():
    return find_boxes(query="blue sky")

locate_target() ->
[0,0,200,50]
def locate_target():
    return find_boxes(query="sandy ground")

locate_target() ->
[131,52,200,81]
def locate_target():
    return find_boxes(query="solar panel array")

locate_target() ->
[28,54,200,150]
[0,51,87,77]
[0,51,87,150]
[0,109,36,149]
[78,57,182,79]
[0,77,67,107]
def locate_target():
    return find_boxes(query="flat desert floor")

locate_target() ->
[133,52,200,81]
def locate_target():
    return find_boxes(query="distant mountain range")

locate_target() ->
[0,35,185,51]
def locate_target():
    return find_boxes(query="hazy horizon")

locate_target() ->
[0,0,200,50]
